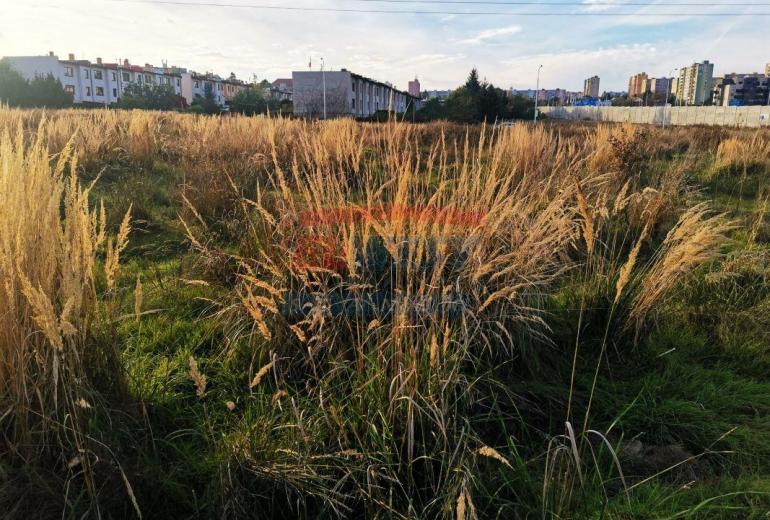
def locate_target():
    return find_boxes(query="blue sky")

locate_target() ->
[2,0,768,92]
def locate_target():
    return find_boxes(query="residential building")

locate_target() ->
[271,78,292,99]
[424,89,453,101]
[408,77,421,98]
[583,76,600,98]
[675,61,714,105]
[4,53,189,106]
[3,52,248,109]
[292,69,415,118]
[628,72,649,98]
[510,88,536,99]
[647,77,672,96]
[712,72,770,106]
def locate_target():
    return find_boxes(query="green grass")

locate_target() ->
[10,133,770,519]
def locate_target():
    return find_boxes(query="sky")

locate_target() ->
[1,0,769,92]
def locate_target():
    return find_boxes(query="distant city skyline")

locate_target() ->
[3,1,769,93]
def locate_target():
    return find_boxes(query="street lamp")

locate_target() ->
[320,57,327,119]
[534,64,543,123]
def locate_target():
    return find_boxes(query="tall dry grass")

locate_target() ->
[0,122,131,512]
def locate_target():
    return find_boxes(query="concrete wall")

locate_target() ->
[293,71,353,118]
[541,105,770,128]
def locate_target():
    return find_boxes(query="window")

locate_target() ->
[176,78,180,87]
[122,72,130,82]
[145,74,152,83]
[64,85,75,95]
[84,69,90,78]
[64,66,74,77]
[94,70,103,80]
[137,75,142,84]
[194,80,199,88]
[112,88,117,97]
[85,86,92,96]
[111,72,116,81]
[95,86,104,96]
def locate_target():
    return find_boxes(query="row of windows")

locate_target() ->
[64,66,180,87]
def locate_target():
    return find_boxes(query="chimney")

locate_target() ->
[49,51,54,57]
[123,59,130,66]
[96,57,102,65]
[68,53,75,61]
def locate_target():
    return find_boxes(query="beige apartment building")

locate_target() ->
[628,72,649,98]
[583,76,600,98]
[675,61,714,105]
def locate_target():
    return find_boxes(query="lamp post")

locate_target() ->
[321,57,327,119]
[534,64,543,123]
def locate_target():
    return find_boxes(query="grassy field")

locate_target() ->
[1,108,769,519]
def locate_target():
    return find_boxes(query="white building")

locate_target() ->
[292,69,415,118]
[4,52,245,109]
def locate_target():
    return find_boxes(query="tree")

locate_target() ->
[230,86,281,116]
[0,59,72,108]
[464,68,482,96]
[118,83,183,110]
[191,83,221,114]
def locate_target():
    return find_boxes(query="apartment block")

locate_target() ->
[270,78,293,101]
[712,72,770,106]
[675,61,714,105]
[424,89,453,101]
[4,52,247,109]
[628,72,649,98]
[408,77,421,98]
[583,76,600,98]
[292,69,415,118]
[647,77,673,96]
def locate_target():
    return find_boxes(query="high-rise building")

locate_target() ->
[408,77,421,98]
[712,73,769,106]
[648,77,673,97]
[628,72,649,98]
[675,61,714,105]
[583,76,600,98]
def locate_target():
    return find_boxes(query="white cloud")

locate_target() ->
[581,0,622,13]
[458,25,522,45]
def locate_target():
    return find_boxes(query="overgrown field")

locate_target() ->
[1,108,770,519]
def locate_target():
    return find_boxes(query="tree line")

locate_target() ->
[416,69,536,123]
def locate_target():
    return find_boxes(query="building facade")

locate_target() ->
[424,89,453,101]
[712,73,770,106]
[647,77,672,96]
[628,72,649,98]
[4,52,248,109]
[583,76,600,98]
[292,69,415,118]
[675,61,714,105]
[408,77,421,98]
[270,78,293,101]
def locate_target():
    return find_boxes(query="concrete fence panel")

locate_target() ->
[541,105,770,128]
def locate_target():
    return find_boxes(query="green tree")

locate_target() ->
[229,86,280,116]
[0,59,72,108]
[191,83,221,115]
[118,83,182,110]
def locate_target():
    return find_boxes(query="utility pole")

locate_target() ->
[321,57,327,119]
[534,64,543,123]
